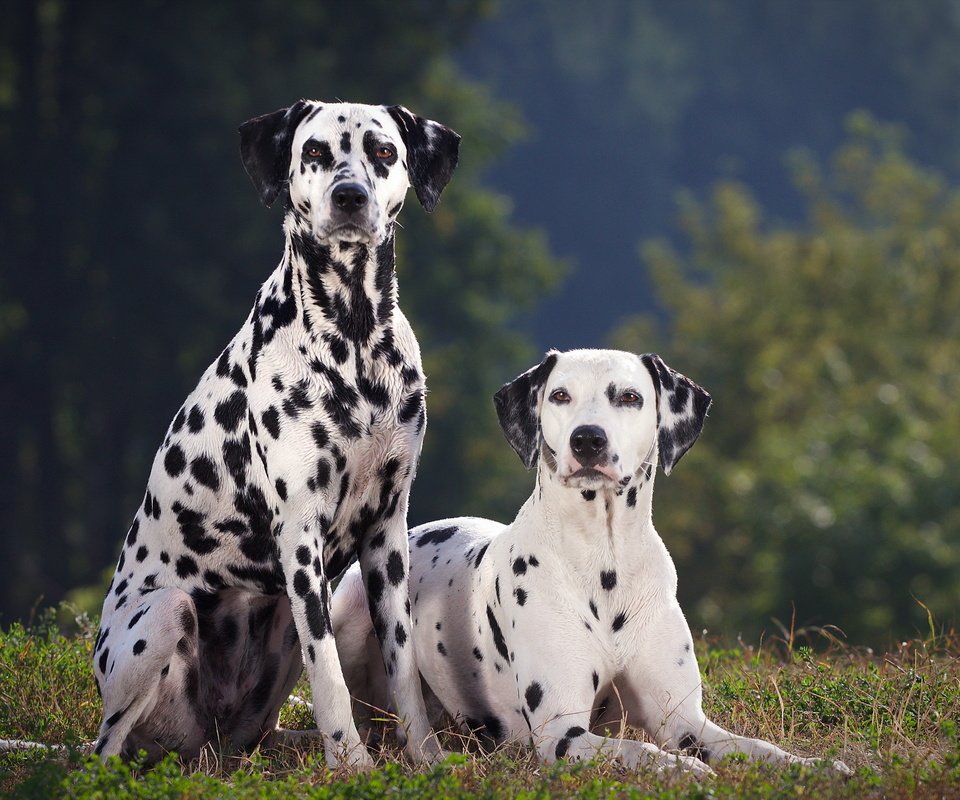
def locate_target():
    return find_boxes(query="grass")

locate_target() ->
[2,608,959,798]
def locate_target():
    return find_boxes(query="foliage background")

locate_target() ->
[1,0,957,647]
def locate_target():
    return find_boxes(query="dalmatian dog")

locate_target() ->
[333,349,850,775]
[91,100,460,768]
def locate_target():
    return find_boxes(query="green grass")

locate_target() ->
[2,609,959,799]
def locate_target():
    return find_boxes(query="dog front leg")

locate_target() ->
[357,490,444,764]
[279,518,372,768]
[511,630,710,775]
[627,605,851,774]
[520,679,712,776]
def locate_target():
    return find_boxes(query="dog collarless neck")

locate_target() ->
[283,222,399,344]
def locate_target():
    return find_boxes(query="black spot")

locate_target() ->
[592,671,599,691]
[395,622,407,646]
[230,364,247,388]
[307,644,316,663]
[416,526,458,548]
[437,641,447,656]
[600,571,617,591]
[589,600,598,619]
[275,478,287,501]
[302,138,334,169]
[483,715,505,745]
[386,550,405,586]
[367,569,385,604]
[525,681,543,712]
[293,569,310,598]
[512,557,527,575]
[187,405,205,433]
[515,588,527,606]
[164,445,186,478]
[175,505,219,555]
[190,456,220,492]
[305,591,329,639]
[473,646,483,661]
[132,639,146,656]
[680,734,711,763]
[214,390,247,433]
[473,543,490,568]
[222,434,251,488]
[612,612,627,632]
[262,406,280,439]
[362,130,393,178]
[136,546,149,562]
[486,605,509,662]
[98,647,110,675]
[176,555,198,578]
[125,519,140,547]
[398,388,424,424]
[626,486,638,507]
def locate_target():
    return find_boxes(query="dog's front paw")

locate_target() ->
[627,742,714,778]
[829,758,854,776]
[326,740,375,770]
[407,733,450,766]
[665,753,715,778]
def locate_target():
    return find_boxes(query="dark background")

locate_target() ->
[2,0,958,645]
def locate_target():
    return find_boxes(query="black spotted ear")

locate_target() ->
[641,354,712,476]
[493,351,559,470]
[386,105,461,212]
[239,100,312,207]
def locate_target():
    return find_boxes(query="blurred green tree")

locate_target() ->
[613,113,960,645]
[0,1,563,619]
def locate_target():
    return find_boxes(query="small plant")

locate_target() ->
[2,612,959,798]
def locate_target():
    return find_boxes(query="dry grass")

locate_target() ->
[2,610,959,798]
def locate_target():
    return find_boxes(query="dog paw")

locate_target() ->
[830,758,854,776]
[408,734,450,766]
[666,754,715,778]
[326,741,375,770]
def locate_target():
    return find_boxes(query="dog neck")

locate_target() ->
[281,211,398,346]
[525,444,659,558]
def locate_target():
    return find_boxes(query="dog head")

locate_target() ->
[239,100,460,243]
[494,349,711,490]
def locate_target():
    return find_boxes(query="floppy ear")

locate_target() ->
[493,351,559,470]
[386,105,461,212]
[239,100,311,207]
[640,354,712,476]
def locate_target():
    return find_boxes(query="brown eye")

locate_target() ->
[549,389,570,404]
[376,146,395,159]
[620,391,642,405]
[307,147,322,158]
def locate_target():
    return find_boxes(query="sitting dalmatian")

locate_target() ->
[332,348,851,775]
[92,100,460,767]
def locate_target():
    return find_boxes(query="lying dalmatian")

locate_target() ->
[91,100,459,767]
[333,348,851,775]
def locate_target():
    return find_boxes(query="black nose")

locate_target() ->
[332,182,369,214]
[570,425,608,466]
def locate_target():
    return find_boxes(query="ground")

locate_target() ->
[1,608,958,799]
